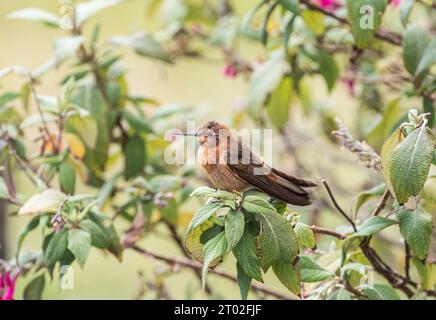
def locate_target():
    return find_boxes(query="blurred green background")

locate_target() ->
[0,0,410,299]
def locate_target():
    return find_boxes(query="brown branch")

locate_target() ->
[404,244,411,281]
[322,179,357,231]
[371,190,391,216]
[311,225,346,240]
[131,245,295,300]
[300,0,402,46]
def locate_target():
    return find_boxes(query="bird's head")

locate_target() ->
[175,121,230,146]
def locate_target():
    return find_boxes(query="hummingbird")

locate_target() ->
[178,121,316,206]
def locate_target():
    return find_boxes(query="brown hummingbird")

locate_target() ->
[178,121,316,206]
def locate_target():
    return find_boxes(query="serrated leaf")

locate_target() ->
[403,25,429,76]
[185,220,214,263]
[347,0,387,48]
[18,189,66,215]
[23,274,45,300]
[187,202,223,233]
[44,229,68,268]
[295,222,316,250]
[266,77,292,128]
[7,8,59,27]
[354,216,397,237]
[300,255,334,282]
[75,0,123,27]
[397,208,432,259]
[390,125,435,204]
[224,209,245,250]
[242,195,276,214]
[201,232,228,290]
[233,229,263,281]
[381,128,404,196]
[68,228,91,268]
[272,259,301,295]
[354,183,386,215]
[190,187,236,200]
[123,135,146,180]
[236,262,252,300]
[258,210,299,272]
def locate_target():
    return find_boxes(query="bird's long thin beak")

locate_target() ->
[173,132,198,137]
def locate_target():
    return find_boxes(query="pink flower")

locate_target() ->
[0,272,17,300]
[390,0,401,6]
[223,64,239,78]
[317,0,338,10]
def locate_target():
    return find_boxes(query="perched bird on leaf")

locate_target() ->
[177,121,316,206]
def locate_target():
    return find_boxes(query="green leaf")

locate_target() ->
[300,255,334,282]
[53,36,84,65]
[381,128,404,196]
[224,209,245,250]
[354,216,397,237]
[399,0,414,26]
[412,258,436,290]
[159,198,178,224]
[301,10,325,35]
[397,208,432,259]
[123,135,146,180]
[236,262,252,300]
[403,25,429,76]
[279,0,300,14]
[328,288,352,300]
[423,96,435,128]
[248,51,287,115]
[306,49,339,91]
[233,229,263,282]
[120,110,153,133]
[190,187,236,200]
[188,201,224,233]
[354,183,386,215]
[79,219,111,249]
[272,259,301,295]
[390,125,435,204]
[185,220,214,263]
[68,228,91,268]
[372,284,401,300]
[0,92,20,106]
[18,189,66,216]
[0,177,10,200]
[366,98,402,152]
[266,77,293,128]
[415,39,436,79]
[6,8,59,27]
[44,229,68,268]
[75,0,123,27]
[268,198,287,215]
[257,210,299,272]
[242,195,276,214]
[110,32,172,63]
[23,274,45,300]
[59,162,76,195]
[201,232,228,290]
[16,216,41,262]
[347,0,387,48]
[294,222,316,250]
[65,114,98,149]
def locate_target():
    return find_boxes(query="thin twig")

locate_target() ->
[322,179,357,231]
[404,244,411,281]
[131,245,295,300]
[371,190,391,216]
[311,225,346,240]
